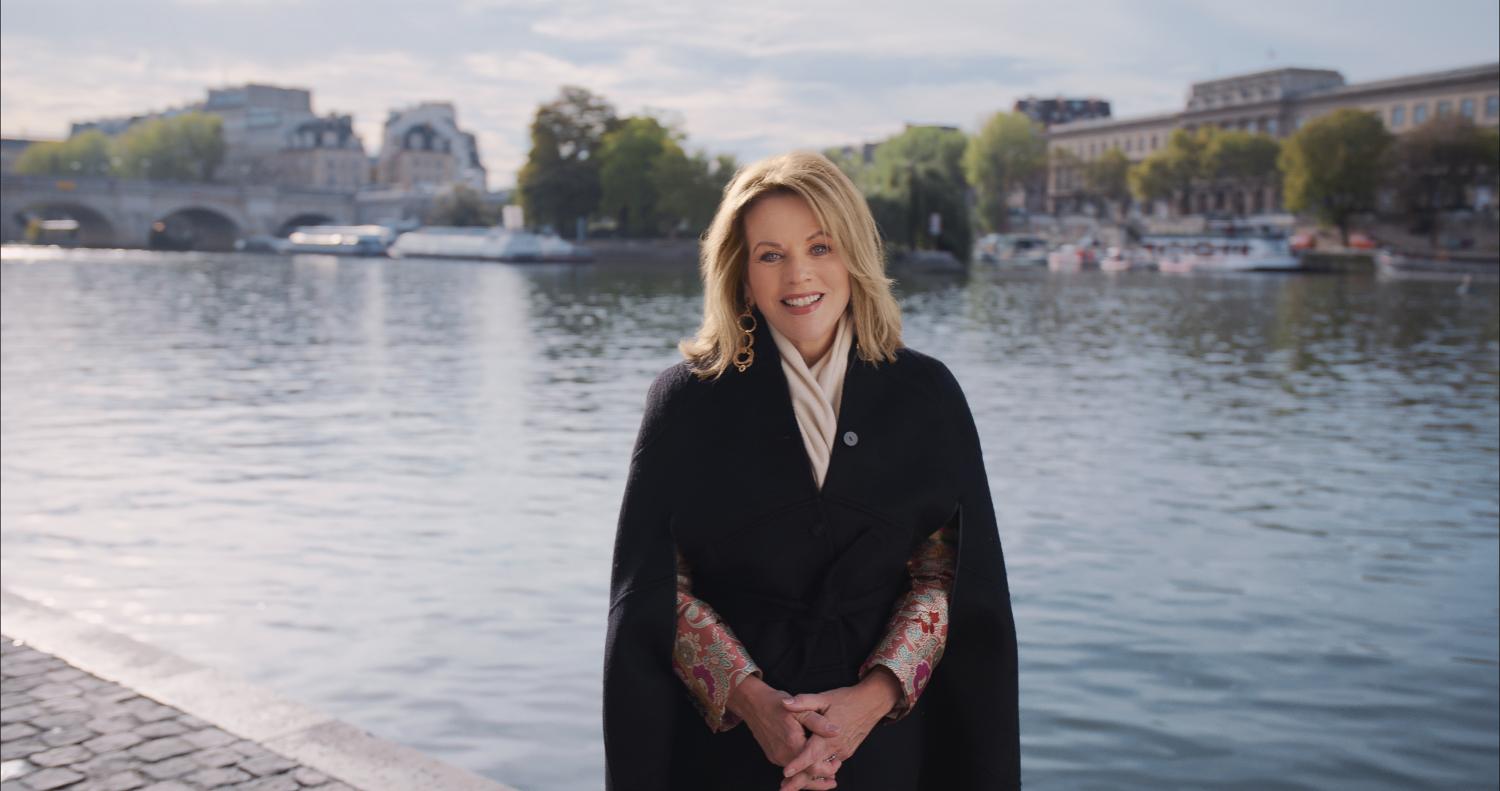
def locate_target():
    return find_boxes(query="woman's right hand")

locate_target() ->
[727,675,842,768]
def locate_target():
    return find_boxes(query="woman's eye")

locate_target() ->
[810,243,830,255]
[759,251,783,263]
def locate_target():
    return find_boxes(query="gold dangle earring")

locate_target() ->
[733,300,756,372]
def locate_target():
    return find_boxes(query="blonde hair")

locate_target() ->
[680,151,903,379]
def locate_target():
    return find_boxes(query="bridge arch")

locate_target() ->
[276,212,336,237]
[12,201,118,247]
[149,205,245,252]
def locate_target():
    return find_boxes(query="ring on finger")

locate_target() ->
[826,753,838,763]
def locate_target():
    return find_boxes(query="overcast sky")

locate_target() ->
[2,0,1496,188]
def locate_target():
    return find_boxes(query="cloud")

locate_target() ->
[2,0,1496,187]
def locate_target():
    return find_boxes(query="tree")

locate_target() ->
[1279,108,1393,246]
[1386,115,1500,247]
[1129,128,1210,212]
[653,150,736,237]
[427,184,495,227]
[598,116,676,236]
[517,87,619,238]
[868,126,972,258]
[1127,152,1174,209]
[14,131,116,178]
[115,113,225,182]
[1203,130,1281,214]
[1085,148,1132,219]
[1205,131,1280,183]
[962,112,1046,232]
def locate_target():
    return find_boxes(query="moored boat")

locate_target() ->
[1141,232,1298,272]
[1099,246,1155,272]
[975,233,1049,267]
[1047,243,1097,271]
[389,227,592,263]
[284,225,395,256]
[1375,248,1499,280]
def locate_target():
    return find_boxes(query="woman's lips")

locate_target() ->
[780,292,824,315]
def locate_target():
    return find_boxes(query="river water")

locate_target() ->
[2,245,1496,790]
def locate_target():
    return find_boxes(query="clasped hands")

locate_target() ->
[725,668,902,790]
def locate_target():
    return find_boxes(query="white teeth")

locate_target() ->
[782,293,822,307]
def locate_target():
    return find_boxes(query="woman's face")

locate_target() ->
[742,192,852,367]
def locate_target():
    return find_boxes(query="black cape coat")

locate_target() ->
[604,308,1019,790]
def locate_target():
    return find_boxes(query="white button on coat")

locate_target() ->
[843,431,859,447]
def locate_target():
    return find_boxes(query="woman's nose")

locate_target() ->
[784,253,813,283]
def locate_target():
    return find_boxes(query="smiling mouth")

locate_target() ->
[781,293,824,307]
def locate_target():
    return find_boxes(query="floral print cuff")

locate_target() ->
[672,552,761,732]
[859,522,957,721]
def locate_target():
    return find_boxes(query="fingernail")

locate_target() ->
[829,724,840,732]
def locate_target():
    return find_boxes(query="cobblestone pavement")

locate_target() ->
[1,635,357,791]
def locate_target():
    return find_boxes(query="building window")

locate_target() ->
[1460,98,1475,118]
[1413,103,1428,124]
[1436,100,1452,117]
[1267,118,1278,136]
[1390,105,1405,127]
[1488,95,1499,118]
[1151,135,1158,150]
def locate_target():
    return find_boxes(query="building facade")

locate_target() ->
[200,84,319,184]
[270,115,369,191]
[1045,61,1500,215]
[375,103,486,191]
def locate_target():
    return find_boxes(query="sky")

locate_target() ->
[2,0,1497,189]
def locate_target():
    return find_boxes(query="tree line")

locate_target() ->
[530,97,1491,257]
[15,113,226,183]
[1122,111,1499,246]
[517,87,738,239]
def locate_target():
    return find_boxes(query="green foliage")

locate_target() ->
[1205,130,1281,183]
[1127,155,1175,205]
[653,150,737,237]
[599,116,676,236]
[962,112,1045,232]
[867,126,972,258]
[14,131,115,178]
[517,86,619,238]
[1085,148,1132,214]
[1386,115,1500,245]
[1129,128,1209,204]
[1127,126,1280,212]
[1279,108,1393,244]
[115,113,225,182]
[427,184,496,227]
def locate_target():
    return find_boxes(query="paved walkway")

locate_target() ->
[2,635,346,791]
[0,589,516,791]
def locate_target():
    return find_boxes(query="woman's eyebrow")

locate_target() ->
[752,230,826,251]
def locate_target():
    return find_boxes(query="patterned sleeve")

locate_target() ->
[672,550,762,732]
[859,521,958,721]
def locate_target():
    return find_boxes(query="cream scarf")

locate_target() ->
[766,311,854,490]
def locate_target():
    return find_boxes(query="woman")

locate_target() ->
[603,151,1018,790]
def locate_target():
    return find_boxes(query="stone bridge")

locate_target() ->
[1,174,357,251]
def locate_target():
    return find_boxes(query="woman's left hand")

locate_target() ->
[776,668,902,789]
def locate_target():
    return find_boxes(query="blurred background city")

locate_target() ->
[1,1,1497,789]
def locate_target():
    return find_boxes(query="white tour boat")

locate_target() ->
[1143,233,1298,273]
[389,227,592,263]
[284,225,395,257]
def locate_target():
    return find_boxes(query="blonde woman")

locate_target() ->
[603,151,1018,790]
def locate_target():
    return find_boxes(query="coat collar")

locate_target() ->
[738,306,871,495]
